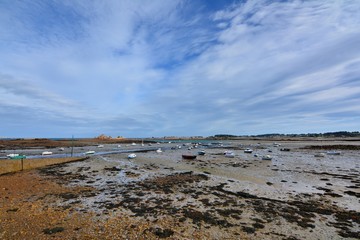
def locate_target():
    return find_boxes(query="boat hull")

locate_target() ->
[10,155,26,159]
[182,155,197,160]
[198,151,206,155]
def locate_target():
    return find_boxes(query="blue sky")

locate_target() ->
[1,0,360,138]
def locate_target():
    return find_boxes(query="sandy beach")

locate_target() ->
[1,139,359,239]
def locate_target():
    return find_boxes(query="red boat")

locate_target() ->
[182,154,197,160]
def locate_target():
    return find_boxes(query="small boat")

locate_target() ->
[7,153,19,158]
[262,155,272,160]
[85,151,95,155]
[314,153,326,157]
[131,143,137,146]
[182,154,197,160]
[198,150,206,155]
[117,145,121,148]
[326,151,341,155]
[97,145,104,148]
[58,147,65,151]
[42,151,53,155]
[128,153,136,159]
[244,148,253,153]
[9,155,26,159]
[156,148,162,153]
[280,148,290,151]
[225,153,235,158]
[224,151,235,158]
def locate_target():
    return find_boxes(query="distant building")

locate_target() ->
[95,134,112,140]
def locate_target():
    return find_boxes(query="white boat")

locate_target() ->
[85,151,95,155]
[58,147,65,151]
[326,151,341,155]
[131,143,137,146]
[262,155,272,160]
[224,151,235,158]
[117,145,121,148]
[7,153,19,158]
[97,145,104,148]
[156,148,162,153]
[42,151,53,155]
[128,153,136,159]
[244,148,253,153]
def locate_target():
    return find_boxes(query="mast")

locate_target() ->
[71,135,74,157]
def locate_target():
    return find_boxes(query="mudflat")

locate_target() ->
[1,139,359,239]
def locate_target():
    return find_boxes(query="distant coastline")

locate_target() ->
[1,131,359,141]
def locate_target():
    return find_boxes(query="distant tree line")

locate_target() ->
[208,131,360,139]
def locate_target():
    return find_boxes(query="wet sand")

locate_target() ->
[1,140,359,239]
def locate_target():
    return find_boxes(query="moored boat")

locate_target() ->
[128,153,136,159]
[9,155,26,159]
[326,151,341,155]
[280,148,290,151]
[182,154,197,160]
[224,151,235,158]
[42,151,53,155]
[244,148,253,153]
[198,150,206,155]
[85,151,95,155]
[262,155,272,160]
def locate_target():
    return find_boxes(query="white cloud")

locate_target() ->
[139,0,360,135]
[0,0,360,137]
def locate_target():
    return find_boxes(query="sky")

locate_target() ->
[0,0,360,138]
